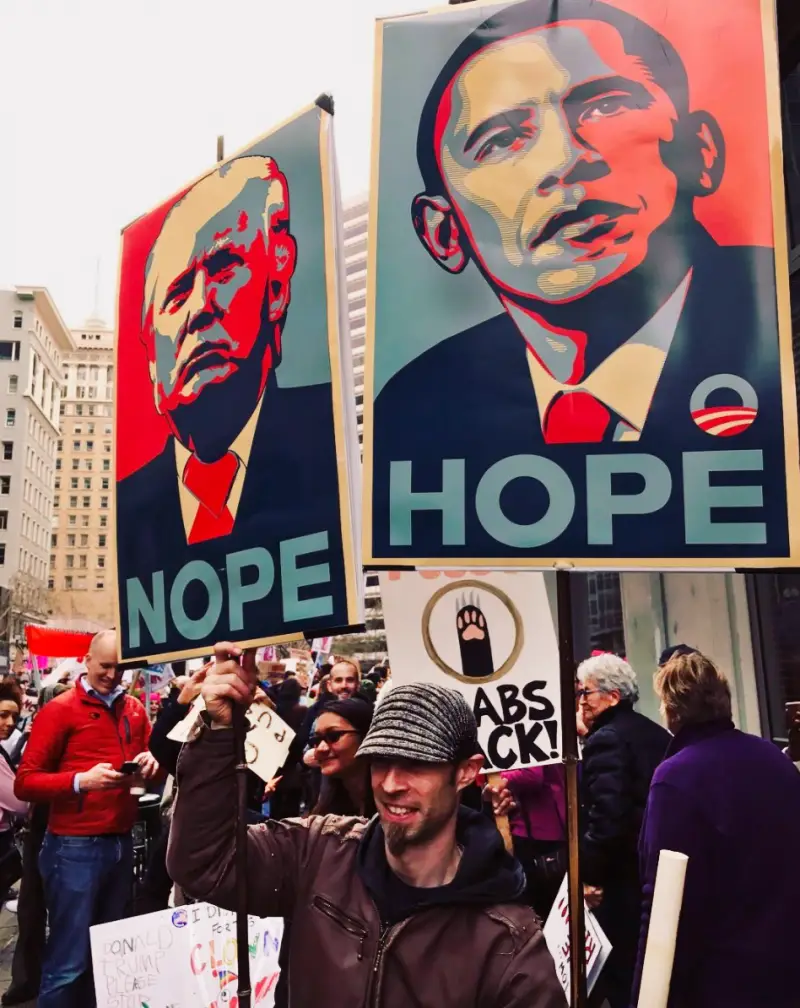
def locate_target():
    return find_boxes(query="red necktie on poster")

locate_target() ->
[543,390,612,444]
[182,452,239,545]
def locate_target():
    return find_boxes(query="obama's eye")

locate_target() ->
[577,92,640,125]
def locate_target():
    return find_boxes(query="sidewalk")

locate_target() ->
[0,905,35,1007]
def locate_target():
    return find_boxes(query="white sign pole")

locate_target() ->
[636,850,689,1008]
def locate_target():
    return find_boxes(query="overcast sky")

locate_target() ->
[0,0,415,328]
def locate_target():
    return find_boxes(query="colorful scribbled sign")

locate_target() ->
[90,902,283,1007]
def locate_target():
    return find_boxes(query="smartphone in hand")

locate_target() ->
[118,761,141,775]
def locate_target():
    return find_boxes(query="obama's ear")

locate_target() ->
[411,193,469,274]
[665,111,725,198]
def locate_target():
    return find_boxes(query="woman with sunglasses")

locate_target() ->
[309,698,375,817]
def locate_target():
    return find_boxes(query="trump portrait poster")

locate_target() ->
[116,103,362,662]
[363,0,800,569]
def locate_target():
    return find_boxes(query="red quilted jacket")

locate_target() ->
[15,678,151,836]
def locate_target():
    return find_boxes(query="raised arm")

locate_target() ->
[166,643,316,919]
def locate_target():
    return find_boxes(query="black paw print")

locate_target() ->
[456,594,495,679]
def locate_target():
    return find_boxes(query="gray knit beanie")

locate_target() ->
[357,682,479,764]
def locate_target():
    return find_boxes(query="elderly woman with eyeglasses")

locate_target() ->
[575,653,669,1008]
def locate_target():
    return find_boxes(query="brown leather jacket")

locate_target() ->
[168,727,564,1008]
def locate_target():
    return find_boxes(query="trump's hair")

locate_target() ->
[141,155,291,352]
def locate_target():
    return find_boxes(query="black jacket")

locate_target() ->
[580,702,669,887]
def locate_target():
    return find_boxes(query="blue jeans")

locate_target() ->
[38,832,133,1008]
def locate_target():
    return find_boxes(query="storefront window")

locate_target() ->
[749,573,800,744]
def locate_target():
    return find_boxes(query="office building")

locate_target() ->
[49,318,115,629]
[341,195,384,658]
[0,287,73,659]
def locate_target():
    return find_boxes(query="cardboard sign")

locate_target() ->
[544,875,612,1002]
[362,0,800,570]
[380,570,561,769]
[90,902,283,1008]
[167,698,294,783]
[115,102,363,662]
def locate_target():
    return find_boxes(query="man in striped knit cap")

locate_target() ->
[168,642,562,1007]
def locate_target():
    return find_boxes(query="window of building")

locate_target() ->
[76,387,85,399]
[0,545,5,565]
[81,514,89,528]
[74,425,82,435]
[104,442,111,453]
[102,459,110,472]
[69,478,78,489]
[80,534,88,547]
[57,439,63,452]
[66,555,74,569]
[72,441,80,451]
[104,425,112,435]
[49,553,56,568]
[7,375,17,394]
[100,496,108,509]
[99,515,108,528]
[0,512,7,531]
[78,555,87,569]
[54,478,61,490]
[69,496,77,508]
[55,458,61,471]
[86,441,94,451]
[0,477,10,495]
[86,459,93,471]
[101,477,109,490]
[71,459,79,471]
[0,341,20,360]
[68,514,76,526]
[87,423,95,435]
[77,365,86,381]
[48,578,54,590]
[83,478,91,490]
[67,534,76,546]
[97,555,105,569]
[1,442,11,461]
[88,405,95,416]
[12,313,22,330]
[75,404,83,416]
[64,576,73,589]
[96,580,104,590]
[98,534,107,548]
[82,496,90,508]
[5,410,15,428]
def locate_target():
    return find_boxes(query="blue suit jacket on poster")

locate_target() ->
[117,376,349,658]
[372,233,789,562]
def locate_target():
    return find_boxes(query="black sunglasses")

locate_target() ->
[310,729,359,748]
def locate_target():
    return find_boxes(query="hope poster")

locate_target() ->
[363,0,800,569]
[115,102,362,661]
[380,570,562,770]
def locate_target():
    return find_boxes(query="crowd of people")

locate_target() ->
[0,634,798,1007]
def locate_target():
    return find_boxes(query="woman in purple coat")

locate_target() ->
[634,651,800,1008]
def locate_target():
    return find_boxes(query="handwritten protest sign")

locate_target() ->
[380,570,562,769]
[167,698,294,783]
[90,901,283,1008]
[543,875,612,1002]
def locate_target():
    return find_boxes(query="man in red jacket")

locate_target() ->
[15,629,157,1008]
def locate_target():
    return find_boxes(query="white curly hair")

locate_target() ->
[577,653,639,703]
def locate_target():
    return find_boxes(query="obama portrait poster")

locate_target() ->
[363,0,800,569]
[116,103,362,662]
